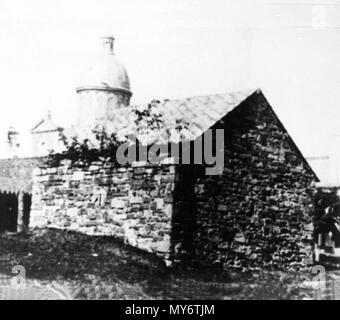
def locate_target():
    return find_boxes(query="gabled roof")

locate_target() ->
[71,88,318,180]
[103,88,258,143]
[156,88,257,141]
[98,88,318,180]
[31,117,63,134]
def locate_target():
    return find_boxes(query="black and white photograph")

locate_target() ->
[0,0,339,306]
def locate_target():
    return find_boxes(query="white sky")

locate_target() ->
[0,0,339,157]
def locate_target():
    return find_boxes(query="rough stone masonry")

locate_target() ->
[172,94,317,271]
[30,161,176,264]
[30,91,318,271]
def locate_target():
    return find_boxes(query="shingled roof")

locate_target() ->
[103,88,258,143]
[155,88,257,141]
[71,88,318,180]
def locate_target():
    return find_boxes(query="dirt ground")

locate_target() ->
[0,228,317,299]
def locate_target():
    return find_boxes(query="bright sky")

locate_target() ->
[0,0,339,157]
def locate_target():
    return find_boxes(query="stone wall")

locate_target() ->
[0,157,43,193]
[30,161,175,263]
[171,94,317,271]
[29,92,317,271]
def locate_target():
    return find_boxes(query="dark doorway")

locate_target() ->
[23,192,32,229]
[0,192,18,233]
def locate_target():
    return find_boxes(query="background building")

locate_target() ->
[31,111,64,157]
[76,36,132,139]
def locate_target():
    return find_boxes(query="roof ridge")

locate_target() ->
[31,117,62,133]
[131,88,261,108]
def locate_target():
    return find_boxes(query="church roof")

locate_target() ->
[76,37,131,96]
[31,116,62,134]
[77,54,131,96]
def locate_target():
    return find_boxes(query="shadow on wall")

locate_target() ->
[171,164,198,266]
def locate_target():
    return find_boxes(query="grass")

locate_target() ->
[0,228,315,299]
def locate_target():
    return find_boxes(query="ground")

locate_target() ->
[0,228,318,299]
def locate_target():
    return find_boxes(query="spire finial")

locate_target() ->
[101,36,115,55]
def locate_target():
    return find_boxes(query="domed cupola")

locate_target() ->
[77,36,132,97]
[76,36,132,129]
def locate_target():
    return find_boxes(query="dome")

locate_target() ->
[77,37,132,97]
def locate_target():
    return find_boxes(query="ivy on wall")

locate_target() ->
[46,100,188,167]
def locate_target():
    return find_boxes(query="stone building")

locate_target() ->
[28,36,318,270]
[0,36,319,270]
[0,112,63,233]
[75,36,132,140]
